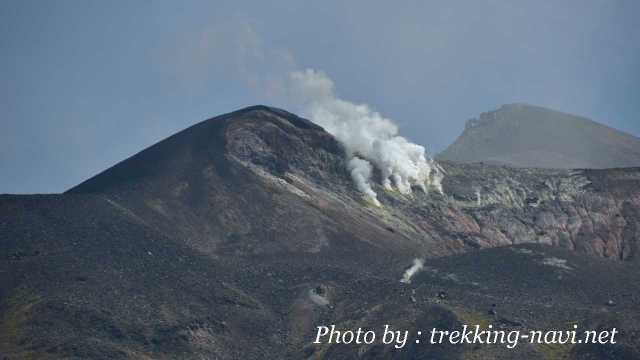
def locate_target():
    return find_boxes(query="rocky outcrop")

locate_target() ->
[432,164,640,260]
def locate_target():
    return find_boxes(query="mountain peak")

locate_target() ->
[67,105,331,194]
[223,105,324,131]
[440,104,640,169]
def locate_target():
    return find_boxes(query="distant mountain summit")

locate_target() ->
[438,103,640,169]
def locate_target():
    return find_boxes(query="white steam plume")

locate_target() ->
[348,157,380,206]
[289,69,443,205]
[400,258,425,284]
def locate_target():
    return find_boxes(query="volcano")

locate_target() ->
[438,103,640,169]
[2,105,640,359]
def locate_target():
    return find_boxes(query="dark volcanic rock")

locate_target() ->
[2,105,640,359]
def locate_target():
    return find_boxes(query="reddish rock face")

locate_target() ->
[434,165,640,261]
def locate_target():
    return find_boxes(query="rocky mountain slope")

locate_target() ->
[438,104,640,169]
[2,106,640,359]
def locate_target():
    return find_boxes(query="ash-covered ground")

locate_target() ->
[2,106,639,359]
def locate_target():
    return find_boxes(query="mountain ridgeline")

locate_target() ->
[438,103,640,169]
[2,105,640,359]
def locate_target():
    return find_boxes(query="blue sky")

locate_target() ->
[1,0,639,193]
